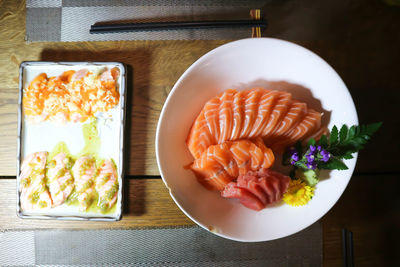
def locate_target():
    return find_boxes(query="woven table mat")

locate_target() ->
[1,222,322,266]
[26,0,266,42]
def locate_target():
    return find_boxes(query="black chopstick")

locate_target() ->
[90,20,267,34]
[342,228,354,267]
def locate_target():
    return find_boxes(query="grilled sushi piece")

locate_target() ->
[19,152,52,210]
[47,153,75,207]
[72,156,97,211]
[95,159,119,211]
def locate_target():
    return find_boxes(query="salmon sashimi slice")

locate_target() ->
[58,70,76,84]
[19,152,52,210]
[221,169,291,211]
[95,159,119,210]
[99,67,120,82]
[186,110,214,159]
[262,91,292,138]
[218,89,235,143]
[72,156,97,211]
[250,90,279,137]
[186,88,325,160]
[240,89,263,139]
[230,90,245,140]
[203,96,221,144]
[191,145,233,190]
[191,139,275,191]
[23,73,49,121]
[47,153,75,207]
[211,142,239,178]
[270,101,307,137]
[271,109,322,151]
[307,125,329,141]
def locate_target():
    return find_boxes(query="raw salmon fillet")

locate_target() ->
[95,159,119,210]
[268,108,323,151]
[72,156,97,211]
[186,88,324,159]
[47,152,75,207]
[221,169,291,211]
[191,138,275,191]
[19,152,52,210]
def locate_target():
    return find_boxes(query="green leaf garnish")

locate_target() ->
[318,156,349,170]
[329,125,338,145]
[327,122,382,159]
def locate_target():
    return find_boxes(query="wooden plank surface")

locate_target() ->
[0,178,193,230]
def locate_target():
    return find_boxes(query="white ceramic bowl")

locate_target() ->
[156,38,358,242]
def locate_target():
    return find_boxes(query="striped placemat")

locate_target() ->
[26,0,266,42]
[0,223,322,266]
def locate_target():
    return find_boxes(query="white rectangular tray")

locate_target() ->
[17,61,127,221]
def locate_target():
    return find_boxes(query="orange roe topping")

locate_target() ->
[23,68,120,123]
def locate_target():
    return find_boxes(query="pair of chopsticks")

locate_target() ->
[342,228,354,267]
[90,19,267,34]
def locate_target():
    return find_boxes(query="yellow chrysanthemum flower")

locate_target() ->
[283,179,314,207]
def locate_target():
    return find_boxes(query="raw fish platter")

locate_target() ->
[17,62,126,221]
[186,88,380,210]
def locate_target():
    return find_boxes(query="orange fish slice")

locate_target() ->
[250,90,279,137]
[203,96,221,144]
[191,138,274,191]
[271,109,322,151]
[240,89,263,139]
[218,89,235,143]
[230,90,245,140]
[262,91,292,137]
[186,110,214,159]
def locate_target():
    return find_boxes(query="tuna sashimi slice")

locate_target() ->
[221,169,291,211]
[221,182,265,211]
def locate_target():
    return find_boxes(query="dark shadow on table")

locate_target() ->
[40,49,152,216]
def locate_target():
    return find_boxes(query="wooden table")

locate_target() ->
[0,1,399,266]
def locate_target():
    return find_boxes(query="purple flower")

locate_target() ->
[309,145,317,153]
[320,149,330,162]
[306,153,315,163]
[317,145,322,151]
[290,152,299,165]
[306,161,317,170]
